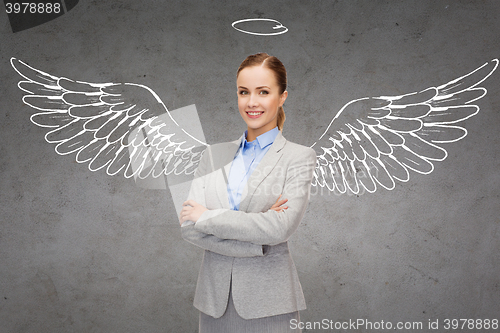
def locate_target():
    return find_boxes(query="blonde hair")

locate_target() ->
[237,53,287,130]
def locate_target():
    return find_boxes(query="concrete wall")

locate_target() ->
[1,0,499,332]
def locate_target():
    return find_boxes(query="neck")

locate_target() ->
[246,124,278,142]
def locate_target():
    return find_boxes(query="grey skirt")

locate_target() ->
[199,286,301,333]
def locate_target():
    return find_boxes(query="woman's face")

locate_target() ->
[237,65,287,140]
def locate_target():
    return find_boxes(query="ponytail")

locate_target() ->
[277,106,286,130]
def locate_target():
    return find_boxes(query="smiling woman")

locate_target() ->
[179,53,316,332]
[237,55,288,141]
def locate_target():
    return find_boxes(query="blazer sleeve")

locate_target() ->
[193,148,316,246]
[181,146,267,257]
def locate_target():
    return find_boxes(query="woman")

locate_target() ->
[179,53,316,332]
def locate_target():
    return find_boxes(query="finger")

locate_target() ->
[271,200,287,209]
[274,194,282,203]
[278,198,288,205]
[181,206,192,215]
[180,210,190,220]
[181,212,191,222]
[272,198,286,207]
[182,200,195,207]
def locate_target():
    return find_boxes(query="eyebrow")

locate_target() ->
[238,85,271,89]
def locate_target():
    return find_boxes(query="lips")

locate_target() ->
[246,111,264,119]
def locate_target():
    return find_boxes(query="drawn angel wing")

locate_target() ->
[311,59,498,195]
[11,58,207,182]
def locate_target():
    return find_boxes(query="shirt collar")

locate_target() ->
[242,126,279,149]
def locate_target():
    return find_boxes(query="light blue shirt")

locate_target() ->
[227,127,279,211]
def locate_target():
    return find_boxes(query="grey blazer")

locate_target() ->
[181,131,316,320]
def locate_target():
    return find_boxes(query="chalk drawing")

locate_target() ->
[11,58,498,196]
[231,18,288,36]
[311,59,498,195]
[11,58,207,182]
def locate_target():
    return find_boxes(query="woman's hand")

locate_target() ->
[179,200,208,225]
[269,194,288,213]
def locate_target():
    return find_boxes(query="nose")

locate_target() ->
[248,93,259,108]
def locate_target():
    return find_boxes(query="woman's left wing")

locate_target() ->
[11,58,207,181]
[311,59,498,195]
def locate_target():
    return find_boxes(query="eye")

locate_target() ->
[259,90,269,95]
[238,90,248,95]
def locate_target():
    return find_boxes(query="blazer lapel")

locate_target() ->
[239,131,287,212]
[214,135,242,209]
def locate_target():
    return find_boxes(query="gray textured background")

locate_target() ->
[1,0,499,332]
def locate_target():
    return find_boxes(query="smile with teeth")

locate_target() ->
[246,111,264,118]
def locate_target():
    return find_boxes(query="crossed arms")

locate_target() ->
[180,145,316,257]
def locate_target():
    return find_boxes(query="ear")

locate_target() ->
[279,91,288,107]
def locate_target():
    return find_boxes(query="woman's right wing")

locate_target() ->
[311,59,498,195]
[11,58,207,180]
